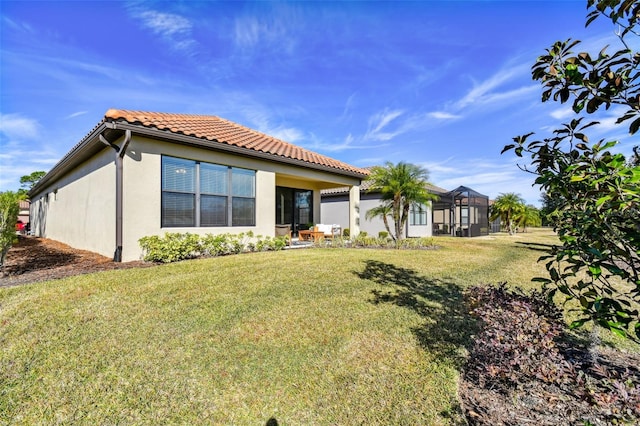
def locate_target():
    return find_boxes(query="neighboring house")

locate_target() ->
[17,200,30,226]
[29,109,367,261]
[321,178,450,238]
[321,182,490,238]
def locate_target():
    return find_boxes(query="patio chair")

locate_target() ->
[275,224,292,246]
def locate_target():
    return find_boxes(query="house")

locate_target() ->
[321,178,450,238]
[29,110,368,261]
[321,181,490,238]
[17,200,30,227]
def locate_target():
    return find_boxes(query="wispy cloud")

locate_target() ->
[339,93,358,122]
[550,107,574,120]
[0,113,40,139]
[428,111,461,120]
[422,157,542,206]
[233,6,300,54]
[455,64,530,108]
[65,111,88,119]
[130,7,197,54]
[365,109,405,141]
[2,16,34,34]
[0,117,60,191]
[137,10,192,36]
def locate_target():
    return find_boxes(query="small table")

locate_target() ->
[298,230,326,242]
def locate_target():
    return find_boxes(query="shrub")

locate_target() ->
[255,236,287,252]
[342,228,350,237]
[0,191,22,269]
[378,231,389,239]
[139,232,287,263]
[139,233,201,263]
[398,237,436,249]
[200,233,232,256]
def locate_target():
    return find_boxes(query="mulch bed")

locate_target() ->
[0,235,152,287]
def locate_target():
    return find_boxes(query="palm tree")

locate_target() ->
[365,201,393,237]
[490,193,525,235]
[515,204,541,232]
[366,162,438,244]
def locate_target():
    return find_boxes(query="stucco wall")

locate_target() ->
[120,136,360,261]
[30,134,362,262]
[321,194,433,238]
[320,195,350,230]
[30,148,116,257]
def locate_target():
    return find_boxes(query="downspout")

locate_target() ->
[100,129,132,262]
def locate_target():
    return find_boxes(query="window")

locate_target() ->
[162,156,256,227]
[410,203,427,226]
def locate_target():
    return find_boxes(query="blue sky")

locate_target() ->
[1,1,637,206]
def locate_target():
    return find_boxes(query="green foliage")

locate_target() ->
[139,232,286,263]
[138,233,201,263]
[365,202,394,239]
[517,205,542,231]
[366,162,438,244]
[539,192,563,226]
[506,0,640,341]
[342,228,350,237]
[378,231,389,239]
[0,191,22,269]
[19,171,46,194]
[532,2,639,135]
[509,127,640,339]
[489,192,525,235]
[351,234,436,250]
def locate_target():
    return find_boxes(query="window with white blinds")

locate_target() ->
[161,155,256,227]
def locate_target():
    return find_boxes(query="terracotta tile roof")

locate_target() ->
[104,109,367,176]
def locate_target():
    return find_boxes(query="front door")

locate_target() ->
[276,187,313,236]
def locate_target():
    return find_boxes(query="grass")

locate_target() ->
[0,228,633,424]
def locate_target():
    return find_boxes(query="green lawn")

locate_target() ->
[0,229,625,424]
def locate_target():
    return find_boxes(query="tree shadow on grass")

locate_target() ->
[355,260,476,369]
[514,241,556,253]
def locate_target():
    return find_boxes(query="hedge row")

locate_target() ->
[138,231,287,263]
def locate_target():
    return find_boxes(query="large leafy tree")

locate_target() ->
[365,162,437,245]
[18,171,46,197]
[489,193,525,235]
[539,192,563,226]
[504,0,640,340]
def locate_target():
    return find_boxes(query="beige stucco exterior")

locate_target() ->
[31,133,362,262]
[30,148,116,257]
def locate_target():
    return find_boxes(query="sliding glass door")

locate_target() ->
[276,187,313,236]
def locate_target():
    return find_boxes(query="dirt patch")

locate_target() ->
[0,236,152,287]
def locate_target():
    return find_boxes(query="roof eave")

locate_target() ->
[29,122,118,197]
[109,121,368,179]
[30,120,367,197]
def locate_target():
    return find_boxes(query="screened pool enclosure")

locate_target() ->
[432,186,490,237]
